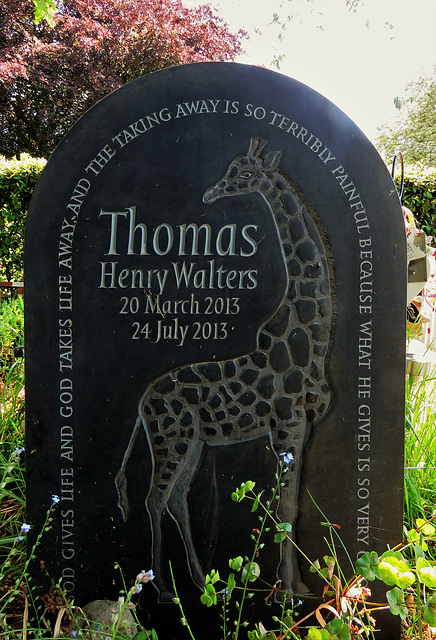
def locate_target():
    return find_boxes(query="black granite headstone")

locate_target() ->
[25,63,406,638]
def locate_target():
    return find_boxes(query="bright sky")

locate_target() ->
[185,0,436,143]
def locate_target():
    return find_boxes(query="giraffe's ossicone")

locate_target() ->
[115,137,333,601]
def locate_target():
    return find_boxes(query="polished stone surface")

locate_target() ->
[25,63,406,638]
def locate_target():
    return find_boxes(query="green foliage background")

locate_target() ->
[0,156,435,282]
[400,171,436,237]
[0,155,46,281]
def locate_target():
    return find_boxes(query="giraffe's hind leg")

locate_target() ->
[145,434,204,601]
[145,475,174,601]
[167,440,206,590]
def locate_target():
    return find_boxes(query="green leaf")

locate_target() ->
[356,551,379,581]
[132,632,155,640]
[208,569,220,584]
[227,573,236,601]
[325,619,342,634]
[307,628,324,640]
[386,587,408,621]
[231,481,256,502]
[251,490,264,512]
[416,556,431,571]
[200,583,217,607]
[418,565,436,588]
[424,594,436,626]
[325,618,351,639]
[310,559,322,574]
[229,556,244,572]
[377,560,398,586]
[242,561,260,583]
[416,518,436,536]
[396,571,415,589]
[274,522,292,543]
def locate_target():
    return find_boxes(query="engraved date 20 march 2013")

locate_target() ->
[120,294,241,316]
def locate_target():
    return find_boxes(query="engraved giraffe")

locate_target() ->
[116,137,333,601]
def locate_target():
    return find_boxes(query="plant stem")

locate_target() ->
[169,561,197,640]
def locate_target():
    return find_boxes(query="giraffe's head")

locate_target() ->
[203,138,282,204]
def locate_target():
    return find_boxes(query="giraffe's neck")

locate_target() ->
[255,169,327,351]
[257,170,293,223]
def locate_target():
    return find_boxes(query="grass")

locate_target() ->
[1,296,436,637]
[0,296,27,635]
[404,371,436,529]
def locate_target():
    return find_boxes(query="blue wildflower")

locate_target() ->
[17,536,24,542]
[20,523,31,534]
[280,452,294,465]
[136,569,155,583]
[52,495,60,504]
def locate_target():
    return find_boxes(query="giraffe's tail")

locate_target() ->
[115,415,143,522]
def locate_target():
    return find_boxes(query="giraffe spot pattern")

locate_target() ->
[210,394,222,409]
[310,323,329,342]
[289,218,305,242]
[238,413,254,428]
[198,362,222,381]
[274,396,294,419]
[296,239,316,264]
[239,390,257,406]
[178,367,202,383]
[181,387,199,404]
[284,368,304,394]
[265,305,291,337]
[256,400,272,416]
[137,162,333,495]
[300,281,317,298]
[257,374,275,398]
[258,332,272,350]
[287,260,301,276]
[150,398,168,414]
[296,299,316,324]
[240,368,260,384]
[224,361,236,377]
[180,412,193,426]
[270,340,291,372]
[230,381,242,394]
[199,407,213,422]
[175,442,188,455]
[250,351,267,368]
[288,328,310,368]
[154,375,176,394]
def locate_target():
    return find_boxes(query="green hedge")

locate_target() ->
[0,156,435,282]
[0,155,46,281]
[399,169,436,237]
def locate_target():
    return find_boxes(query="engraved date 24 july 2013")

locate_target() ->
[131,319,229,346]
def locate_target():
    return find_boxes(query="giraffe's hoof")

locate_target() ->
[274,581,312,602]
[158,590,176,604]
[292,581,312,597]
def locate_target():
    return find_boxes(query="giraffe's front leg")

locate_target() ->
[276,456,309,598]
[273,415,311,598]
